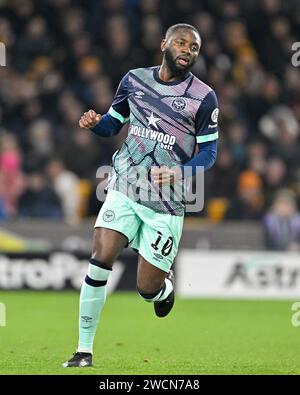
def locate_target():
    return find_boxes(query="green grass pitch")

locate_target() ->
[0,291,299,375]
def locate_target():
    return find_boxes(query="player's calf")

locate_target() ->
[137,270,175,317]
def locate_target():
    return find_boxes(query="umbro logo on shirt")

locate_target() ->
[134,91,145,98]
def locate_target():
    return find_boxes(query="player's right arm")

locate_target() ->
[79,73,130,137]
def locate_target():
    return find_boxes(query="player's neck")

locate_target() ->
[158,62,187,83]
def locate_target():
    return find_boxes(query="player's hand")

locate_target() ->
[151,166,183,186]
[79,110,102,129]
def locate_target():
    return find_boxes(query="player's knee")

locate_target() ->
[90,251,114,268]
[91,228,126,267]
[136,278,164,302]
[137,275,164,293]
[91,231,114,267]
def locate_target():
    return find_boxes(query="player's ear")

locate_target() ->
[161,39,166,52]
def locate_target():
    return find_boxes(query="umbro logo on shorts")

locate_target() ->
[153,253,163,260]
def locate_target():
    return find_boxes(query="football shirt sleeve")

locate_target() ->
[181,139,217,176]
[195,90,219,144]
[108,72,130,125]
[89,113,124,137]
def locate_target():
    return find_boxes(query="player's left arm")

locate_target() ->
[151,90,219,185]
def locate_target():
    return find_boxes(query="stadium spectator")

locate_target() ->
[16,16,54,71]
[225,170,265,220]
[263,157,288,208]
[246,140,268,176]
[45,158,81,224]
[0,198,6,219]
[260,105,300,169]
[18,172,63,218]
[59,127,104,179]
[206,145,238,200]
[0,133,25,217]
[263,189,300,251]
[86,181,104,218]
[227,121,248,166]
[23,118,54,173]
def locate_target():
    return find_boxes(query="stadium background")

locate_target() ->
[1,0,300,375]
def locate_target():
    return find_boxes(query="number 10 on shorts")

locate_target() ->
[151,232,174,257]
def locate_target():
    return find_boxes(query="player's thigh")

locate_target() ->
[91,227,128,267]
[93,189,141,265]
[137,212,184,275]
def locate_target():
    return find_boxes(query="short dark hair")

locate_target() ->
[165,23,200,40]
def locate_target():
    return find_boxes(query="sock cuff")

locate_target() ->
[78,344,93,354]
[137,284,165,302]
[138,278,173,302]
[85,275,107,287]
[87,260,111,282]
[158,278,173,301]
[77,348,93,355]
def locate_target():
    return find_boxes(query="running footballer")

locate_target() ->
[63,23,219,368]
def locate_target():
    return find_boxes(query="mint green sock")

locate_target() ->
[77,261,111,353]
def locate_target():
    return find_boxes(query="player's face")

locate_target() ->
[162,29,201,77]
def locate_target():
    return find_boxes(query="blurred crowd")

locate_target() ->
[0,0,300,248]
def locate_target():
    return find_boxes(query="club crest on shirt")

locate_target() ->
[172,98,186,112]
